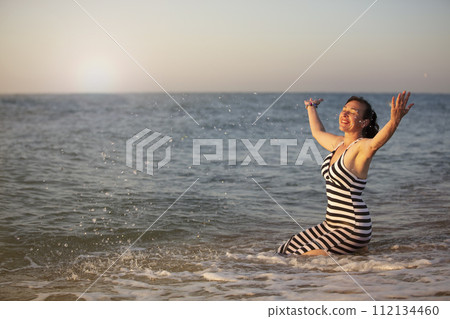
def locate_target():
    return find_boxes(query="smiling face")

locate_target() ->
[339,100,369,135]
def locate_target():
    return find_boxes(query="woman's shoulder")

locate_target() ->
[358,138,373,148]
[331,136,345,151]
[353,138,377,159]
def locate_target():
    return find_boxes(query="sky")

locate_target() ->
[1,0,449,94]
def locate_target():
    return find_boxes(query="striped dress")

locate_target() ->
[277,139,372,255]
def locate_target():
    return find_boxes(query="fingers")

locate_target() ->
[401,90,409,103]
[393,91,412,108]
[304,98,323,106]
[400,91,411,107]
[312,98,323,104]
[404,91,411,103]
[304,98,314,107]
[393,91,414,117]
[396,92,402,107]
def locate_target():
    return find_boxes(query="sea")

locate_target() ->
[0,92,448,301]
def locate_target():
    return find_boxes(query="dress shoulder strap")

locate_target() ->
[345,138,362,151]
[333,140,344,152]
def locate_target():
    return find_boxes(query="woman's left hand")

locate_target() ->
[390,91,414,124]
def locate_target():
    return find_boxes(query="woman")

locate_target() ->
[277,91,414,256]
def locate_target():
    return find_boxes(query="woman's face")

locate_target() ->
[339,100,368,134]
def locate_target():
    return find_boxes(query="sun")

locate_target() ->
[74,56,118,92]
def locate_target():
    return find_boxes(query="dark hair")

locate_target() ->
[346,96,379,138]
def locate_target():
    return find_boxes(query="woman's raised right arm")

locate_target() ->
[305,98,342,152]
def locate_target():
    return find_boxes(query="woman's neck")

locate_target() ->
[343,132,362,147]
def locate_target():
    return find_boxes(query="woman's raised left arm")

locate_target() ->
[363,91,414,157]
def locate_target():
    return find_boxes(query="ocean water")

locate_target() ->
[0,92,448,301]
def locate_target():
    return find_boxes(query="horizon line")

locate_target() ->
[1,90,449,96]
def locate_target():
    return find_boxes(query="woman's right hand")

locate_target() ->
[304,98,324,108]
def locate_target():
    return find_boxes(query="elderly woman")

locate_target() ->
[277,91,414,256]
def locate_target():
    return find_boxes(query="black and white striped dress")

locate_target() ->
[277,139,372,255]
